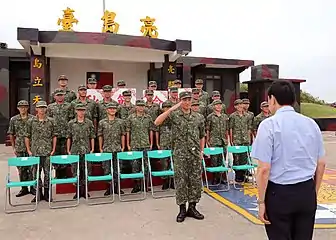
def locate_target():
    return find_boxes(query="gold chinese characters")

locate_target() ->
[140,16,158,38]
[57,7,78,31]
[101,11,120,33]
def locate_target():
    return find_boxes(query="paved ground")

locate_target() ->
[0,132,336,240]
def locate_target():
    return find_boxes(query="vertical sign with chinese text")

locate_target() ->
[30,55,47,110]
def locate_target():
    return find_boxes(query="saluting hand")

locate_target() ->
[170,102,182,111]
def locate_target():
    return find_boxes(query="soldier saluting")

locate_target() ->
[50,75,77,104]
[155,91,205,223]
[7,100,35,197]
[25,101,57,202]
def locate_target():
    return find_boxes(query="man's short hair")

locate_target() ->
[267,80,296,106]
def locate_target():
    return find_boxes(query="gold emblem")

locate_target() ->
[140,16,158,38]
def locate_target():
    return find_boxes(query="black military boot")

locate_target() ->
[169,179,175,189]
[113,182,124,195]
[31,188,43,203]
[43,188,52,202]
[187,202,204,220]
[176,204,187,223]
[162,179,169,190]
[80,186,90,199]
[30,186,36,196]
[104,184,112,196]
[131,181,141,193]
[16,187,29,197]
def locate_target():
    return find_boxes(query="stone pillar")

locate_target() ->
[30,53,47,111]
[0,56,10,144]
[182,64,191,88]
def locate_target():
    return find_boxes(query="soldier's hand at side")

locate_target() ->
[100,149,104,153]
[90,149,94,153]
[121,147,125,152]
[12,147,17,156]
[128,145,131,151]
[27,150,33,156]
[157,145,161,150]
[67,151,71,155]
[149,144,153,150]
[50,150,55,156]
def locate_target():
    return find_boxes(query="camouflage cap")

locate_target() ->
[179,91,192,100]
[260,101,269,107]
[75,103,86,110]
[161,101,172,108]
[212,99,222,105]
[105,102,118,109]
[195,79,203,84]
[212,91,220,97]
[102,85,113,92]
[122,90,132,96]
[58,75,68,81]
[145,89,154,95]
[169,87,178,93]
[242,98,250,104]
[148,81,157,86]
[174,79,182,84]
[136,99,146,106]
[234,99,243,105]
[17,100,29,107]
[78,84,87,91]
[54,88,65,95]
[192,88,200,94]
[117,80,126,86]
[87,78,97,84]
[35,101,47,108]
[191,100,200,106]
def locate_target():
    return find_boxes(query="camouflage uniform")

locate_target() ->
[119,103,135,120]
[126,101,155,173]
[195,79,209,105]
[50,75,76,103]
[145,89,160,151]
[97,85,120,121]
[167,87,179,106]
[229,108,251,182]
[98,115,125,181]
[169,104,205,206]
[7,104,34,183]
[47,89,72,174]
[206,102,229,167]
[207,103,227,116]
[25,102,56,190]
[253,112,270,132]
[67,109,95,188]
[70,98,98,121]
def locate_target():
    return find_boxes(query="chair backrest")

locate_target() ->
[248,146,252,152]
[203,147,224,156]
[50,155,79,164]
[147,150,172,159]
[117,151,143,160]
[85,153,112,162]
[227,146,249,154]
[8,156,40,167]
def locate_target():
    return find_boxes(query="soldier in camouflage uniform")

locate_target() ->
[47,88,72,178]
[126,99,155,193]
[195,79,210,105]
[7,100,35,197]
[173,79,182,89]
[145,89,160,152]
[98,102,125,195]
[156,101,174,190]
[206,100,229,184]
[154,91,205,223]
[191,100,200,113]
[148,81,157,91]
[50,75,77,104]
[87,77,97,89]
[70,85,98,125]
[192,88,206,117]
[229,99,252,182]
[167,87,179,105]
[97,85,119,121]
[25,101,57,202]
[67,103,95,199]
[119,90,135,120]
[117,80,126,88]
[207,91,227,116]
[242,98,254,141]
[253,101,270,135]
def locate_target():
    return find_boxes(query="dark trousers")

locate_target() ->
[265,179,316,240]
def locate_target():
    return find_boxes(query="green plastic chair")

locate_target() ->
[49,155,80,209]
[203,147,230,192]
[117,151,146,202]
[5,156,40,214]
[227,146,256,189]
[147,150,175,198]
[85,153,114,205]
[247,145,258,167]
